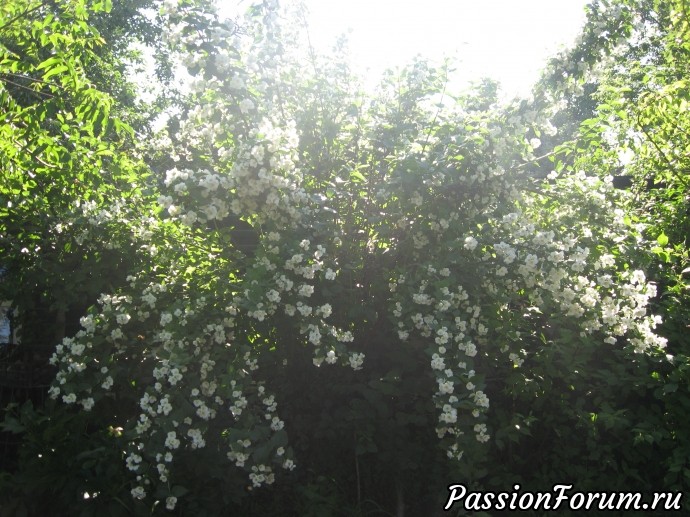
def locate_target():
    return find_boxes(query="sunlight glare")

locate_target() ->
[303,0,589,98]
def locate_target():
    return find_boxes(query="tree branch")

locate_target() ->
[0,2,45,33]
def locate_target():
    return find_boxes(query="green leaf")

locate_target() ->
[0,416,25,434]
[349,170,366,183]
[664,383,678,394]
[171,485,189,498]
[43,64,69,80]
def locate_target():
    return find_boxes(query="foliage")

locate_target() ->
[0,0,160,348]
[0,400,140,517]
[526,0,690,502]
[1,0,689,515]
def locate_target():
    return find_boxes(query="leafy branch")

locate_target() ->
[0,1,46,33]
[636,112,690,188]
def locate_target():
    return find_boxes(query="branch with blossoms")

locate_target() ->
[45,0,671,511]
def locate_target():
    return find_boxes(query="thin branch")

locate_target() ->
[1,77,54,100]
[10,138,59,169]
[0,2,45,33]
[3,71,64,89]
[512,149,559,171]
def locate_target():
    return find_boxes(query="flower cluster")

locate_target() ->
[48,258,297,505]
[387,167,667,460]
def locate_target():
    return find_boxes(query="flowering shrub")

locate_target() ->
[35,1,679,511]
[0,0,684,514]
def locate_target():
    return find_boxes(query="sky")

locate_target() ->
[301,0,590,98]
[222,0,590,99]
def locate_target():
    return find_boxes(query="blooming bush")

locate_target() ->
[4,0,688,514]
[35,0,679,512]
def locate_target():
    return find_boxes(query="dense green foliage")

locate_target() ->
[0,0,159,347]
[1,0,689,515]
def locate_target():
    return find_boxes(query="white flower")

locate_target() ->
[440,405,457,424]
[142,292,157,308]
[524,254,539,269]
[250,309,267,321]
[502,212,519,225]
[298,284,314,297]
[598,254,616,269]
[80,314,96,333]
[239,98,255,114]
[412,293,432,305]
[473,391,489,408]
[494,242,516,264]
[349,352,365,370]
[270,416,284,431]
[166,496,177,510]
[131,486,146,500]
[438,380,454,394]
[296,303,312,316]
[338,331,354,342]
[509,352,524,367]
[168,368,183,385]
[631,270,646,285]
[199,173,220,192]
[197,404,212,420]
[158,397,173,415]
[308,326,321,345]
[165,431,180,450]
[158,195,173,208]
[126,453,142,471]
[187,428,206,449]
[465,343,477,357]
[229,75,245,90]
[474,423,487,433]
